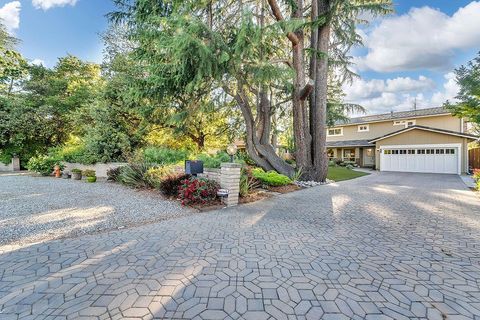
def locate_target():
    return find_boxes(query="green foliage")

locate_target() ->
[26,155,61,176]
[106,166,124,181]
[240,167,261,197]
[83,169,96,177]
[71,168,82,173]
[142,147,189,165]
[445,53,480,127]
[116,162,156,188]
[197,151,230,169]
[252,168,292,187]
[144,165,175,188]
[48,142,101,165]
[159,173,190,197]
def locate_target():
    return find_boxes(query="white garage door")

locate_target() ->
[380,146,459,174]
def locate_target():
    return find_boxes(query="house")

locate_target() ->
[326,107,479,174]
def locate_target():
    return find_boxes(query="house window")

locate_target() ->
[393,120,416,128]
[327,127,343,136]
[343,149,355,159]
[446,149,455,154]
[358,124,369,132]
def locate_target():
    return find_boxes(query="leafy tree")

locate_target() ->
[446,53,480,127]
[0,22,27,95]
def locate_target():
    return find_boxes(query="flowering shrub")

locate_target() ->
[159,174,190,196]
[178,177,220,205]
[473,169,480,182]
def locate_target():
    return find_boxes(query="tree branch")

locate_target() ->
[266,0,300,45]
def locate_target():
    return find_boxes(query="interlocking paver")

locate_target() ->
[1,172,480,319]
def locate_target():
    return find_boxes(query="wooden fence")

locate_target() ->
[469,148,480,170]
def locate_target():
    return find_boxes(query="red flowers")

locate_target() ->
[178,177,220,205]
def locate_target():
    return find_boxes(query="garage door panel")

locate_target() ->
[380,146,458,174]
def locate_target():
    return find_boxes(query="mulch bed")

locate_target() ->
[267,184,302,193]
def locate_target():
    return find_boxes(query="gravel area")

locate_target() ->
[0,174,194,249]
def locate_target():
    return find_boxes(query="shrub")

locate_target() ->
[106,166,124,181]
[237,151,256,166]
[83,169,96,177]
[158,174,190,197]
[71,168,82,174]
[477,179,480,191]
[473,169,480,182]
[26,155,62,176]
[144,166,175,189]
[142,147,189,165]
[328,160,336,167]
[252,168,292,187]
[197,151,231,168]
[49,143,101,165]
[240,167,261,197]
[346,164,354,170]
[178,177,220,205]
[116,162,155,188]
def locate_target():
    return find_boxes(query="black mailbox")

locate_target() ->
[185,160,204,176]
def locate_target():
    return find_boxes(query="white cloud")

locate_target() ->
[355,2,480,72]
[0,1,21,33]
[344,76,435,101]
[344,74,457,115]
[30,58,45,66]
[32,0,78,11]
[431,72,460,106]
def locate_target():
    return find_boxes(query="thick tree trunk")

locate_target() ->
[310,0,331,181]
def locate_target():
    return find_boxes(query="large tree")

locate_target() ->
[445,52,480,129]
[110,0,391,181]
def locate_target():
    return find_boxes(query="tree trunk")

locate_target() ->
[310,0,331,181]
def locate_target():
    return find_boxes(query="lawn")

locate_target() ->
[327,166,370,182]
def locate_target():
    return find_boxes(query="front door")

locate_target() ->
[363,148,375,166]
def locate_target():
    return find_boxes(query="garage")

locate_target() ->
[380,146,459,174]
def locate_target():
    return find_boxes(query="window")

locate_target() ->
[426,149,434,154]
[393,120,416,128]
[436,149,445,154]
[446,149,456,155]
[358,124,369,132]
[399,149,407,154]
[327,127,343,136]
[417,149,426,154]
[392,150,399,155]
[384,150,391,155]
[408,149,415,154]
[343,149,355,158]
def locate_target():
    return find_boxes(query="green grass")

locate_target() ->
[327,166,369,182]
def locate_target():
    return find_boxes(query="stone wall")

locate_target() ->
[0,162,12,172]
[62,162,128,178]
[198,168,221,183]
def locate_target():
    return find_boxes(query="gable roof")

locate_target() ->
[334,107,450,126]
[368,125,479,143]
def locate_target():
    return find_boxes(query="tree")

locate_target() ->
[445,52,480,127]
[0,22,27,95]
[109,0,391,181]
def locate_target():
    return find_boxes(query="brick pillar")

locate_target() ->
[220,162,241,207]
[11,156,20,171]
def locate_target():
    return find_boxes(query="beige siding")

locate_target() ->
[374,129,469,173]
[327,114,462,142]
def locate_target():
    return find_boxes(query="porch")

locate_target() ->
[326,140,376,167]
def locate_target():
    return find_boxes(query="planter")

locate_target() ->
[72,172,82,180]
[62,172,71,179]
[54,165,62,178]
[86,176,97,183]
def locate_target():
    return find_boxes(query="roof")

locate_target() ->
[326,140,374,148]
[334,107,450,126]
[368,125,479,143]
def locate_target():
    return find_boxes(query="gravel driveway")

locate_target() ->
[1,172,480,319]
[0,174,193,249]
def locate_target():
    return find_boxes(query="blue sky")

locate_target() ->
[1,0,479,114]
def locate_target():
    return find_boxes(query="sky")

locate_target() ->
[1,0,479,115]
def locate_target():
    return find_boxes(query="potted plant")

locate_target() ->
[71,168,82,180]
[84,169,97,183]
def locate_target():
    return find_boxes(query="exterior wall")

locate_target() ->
[62,162,128,178]
[0,162,12,172]
[374,130,469,173]
[327,114,462,142]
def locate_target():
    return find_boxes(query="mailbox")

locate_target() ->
[185,160,204,176]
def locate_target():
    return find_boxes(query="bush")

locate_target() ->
[48,142,101,165]
[477,179,480,191]
[240,167,261,197]
[178,177,220,205]
[237,151,255,166]
[142,147,189,165]
[252,168,292,187]
[144,166,175,189]
[328,160,336,167]
[197,151,231,169]
[473,169,480,182]
[116,162,155,188]
[83,169,96,177]
[106,166,124,181]
[26,155,62,176]
[71,168,82,174]
[158,174,190,197]
[346,164,354,170]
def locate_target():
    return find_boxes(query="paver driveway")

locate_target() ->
[1,172,480,319]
